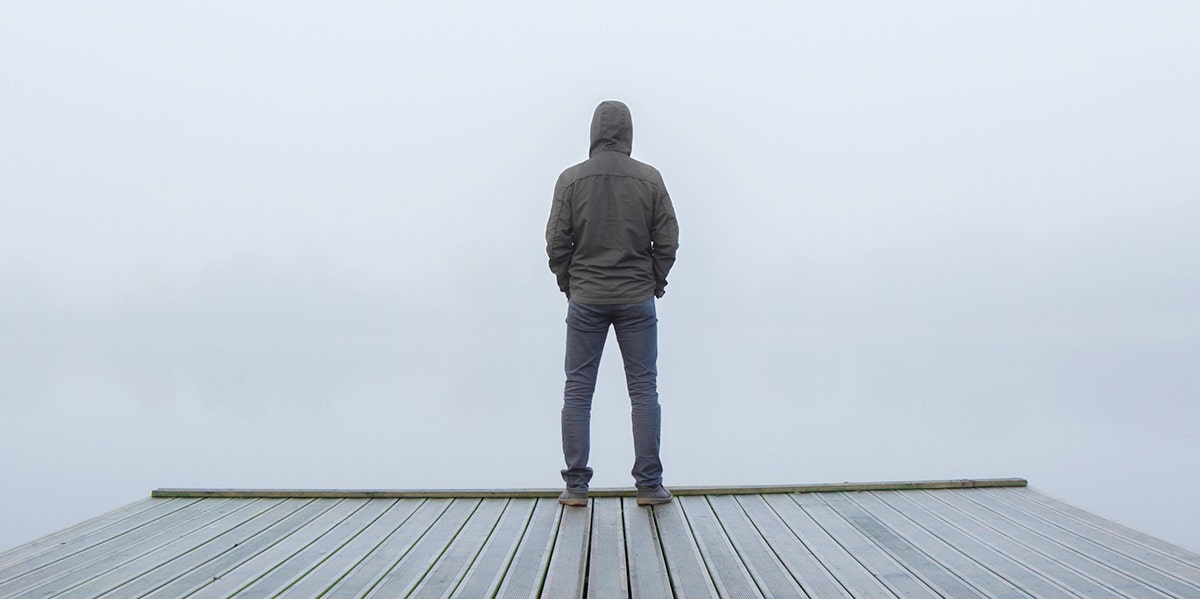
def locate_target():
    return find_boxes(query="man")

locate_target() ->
[546,100,680,507]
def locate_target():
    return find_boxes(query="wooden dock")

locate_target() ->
[2,478,1199,597]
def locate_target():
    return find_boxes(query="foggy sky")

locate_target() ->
[2,2,1198,552]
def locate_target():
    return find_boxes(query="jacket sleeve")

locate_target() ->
[545,174,574,295]
[650,183,679,297]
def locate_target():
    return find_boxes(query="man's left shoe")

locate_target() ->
[559,489,588,507]
[636,485,673,506]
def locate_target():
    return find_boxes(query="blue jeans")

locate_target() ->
[561,299,663,491]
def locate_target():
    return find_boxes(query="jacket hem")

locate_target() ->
[569,292,655,305]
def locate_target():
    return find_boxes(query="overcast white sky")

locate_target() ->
[2,2,1199,553]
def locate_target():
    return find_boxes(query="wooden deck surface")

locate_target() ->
[2,483,1199,598]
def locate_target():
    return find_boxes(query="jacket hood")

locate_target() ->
[589,100,633,157]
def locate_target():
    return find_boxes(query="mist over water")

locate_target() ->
[3,1,1199,554]
[3,297,1198,552]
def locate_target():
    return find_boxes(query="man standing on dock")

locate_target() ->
[546,100,679,507]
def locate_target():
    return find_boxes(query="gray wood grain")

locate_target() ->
[587,497,629,599]
[961,489,1195,598]
[848,491,1039,599]
[540,500,591,599]
[1019,487,1200,570]
[647,501,717,599]
[272,499,419,598]
[320,498,452,598]
[151,478,1027,499]
[0,497,160,571]
[791,493,940,598]
[0,498,233,597]
[104,499,304,598]
[453,498,538,598]
[763,494,896,599]
[362,498,482,598]
[141,499,333,598]
[94,501,288,599]
[185,498,365,598]
[409,498,508,598]
[735,494,852,599]
[622,499,672,599]
[982,487,1200,585]
[920,490,1165,598]
[228,498,386,597]
[55,499,276,599]
[891,489,1106,598]
[495,498,560,599]
[678,494,762,598]
[706,494,805,598]
[0,498,198,584]
[8,481,1196,598]
[822,492,989,598]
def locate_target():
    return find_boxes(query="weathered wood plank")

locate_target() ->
[104,499,311,598]
[622,499,672,599]
[792,493,942,597]
[54,499,277,599]
[0,498,231,596]
[961,489,1198,598]
[648,501,718,599]
[848,491,1038,599]
[273,499,420,598]
[150,478,1028,499]
[892,489,1107,598]
[705,494,805,598]
[821,492,990,598]
[0,497,160,570]
[0,498,198,582]
[1019,487,1200,570]
[983,487,1200,583]
[184,498,364,598]
[587,497,629,599]
[870,490,1077,598]
[320,498,452,598]
[362,498,482,597]
[15,481,1200,599]
[409,498,508,598]
[678,494,763,598]
[920,490,1166,598]
[762,494,895,599]
[735,495,852,599]
[453,498,538,598]
[540,500,591,599]
[495,498,561,599]
[140,499,332,597]
[228,498,387,597]
[794,491,946,598]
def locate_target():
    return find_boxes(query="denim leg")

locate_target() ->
[561,301,609,490]
[613,299,663,489]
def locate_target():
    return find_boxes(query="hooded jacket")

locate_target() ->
[546,101,679,304]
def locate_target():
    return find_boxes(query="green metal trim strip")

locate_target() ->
[152,478,1027,499]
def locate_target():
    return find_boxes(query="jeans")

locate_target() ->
[561,298,663,491]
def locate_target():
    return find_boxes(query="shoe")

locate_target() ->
[558,488,588,507]
[636,485,673,506]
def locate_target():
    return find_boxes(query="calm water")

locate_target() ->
[3,316,1198,555]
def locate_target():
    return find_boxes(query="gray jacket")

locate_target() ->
[546,101,679,304]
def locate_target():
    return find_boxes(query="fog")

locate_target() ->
[2,2,1198,553]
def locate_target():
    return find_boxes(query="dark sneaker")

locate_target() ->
[636,485,673,506]
[558,489,588,507]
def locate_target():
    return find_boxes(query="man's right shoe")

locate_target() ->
[558,489,588,507]
[636,485,673,506]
